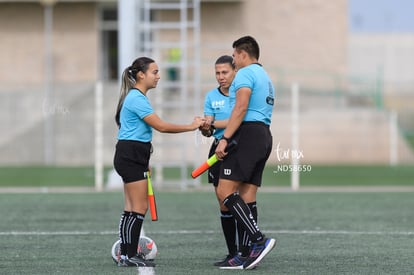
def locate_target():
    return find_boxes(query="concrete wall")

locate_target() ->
[201,0,347,78]
[0,0,347,88]
[1,82,413,165]
[0,2,98,89]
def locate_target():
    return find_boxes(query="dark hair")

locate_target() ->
[115,57,155,127]
[215,55,235,69]
[232,35,260,60]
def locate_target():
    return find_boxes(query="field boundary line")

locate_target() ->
[1,229,413,236]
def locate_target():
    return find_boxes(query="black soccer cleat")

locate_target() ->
[117,258,136,267]
[243,238,276,270]
[218,254,247,270]
[127,254,156,267]
[213,254,234,267]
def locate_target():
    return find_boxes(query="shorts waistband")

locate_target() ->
[118,139,152,145]
[241,121,270,128]
[117,139,153,154]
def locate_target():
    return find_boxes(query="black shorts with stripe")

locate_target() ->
[113,140,152,184]
[219,122,272,186]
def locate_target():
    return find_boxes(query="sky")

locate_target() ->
[349,0,414,33]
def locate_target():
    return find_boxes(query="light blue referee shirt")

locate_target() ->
[204,88,231,139]
[118,89,154,142]
[229,63,275,125]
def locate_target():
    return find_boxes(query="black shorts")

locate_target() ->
[113,140,152,184]
[207,139,221,186]
[219,122,272,186]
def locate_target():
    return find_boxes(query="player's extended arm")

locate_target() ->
[144,113,203,133]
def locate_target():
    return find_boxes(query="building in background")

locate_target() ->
[0,0,348,85]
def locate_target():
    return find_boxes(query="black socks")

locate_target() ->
[220,210,238,256]
[118,211,145,258]
[238,202,257,257]
[118,211,131,257]
[223,193,264,243]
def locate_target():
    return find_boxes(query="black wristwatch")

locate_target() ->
[220,136,231,143]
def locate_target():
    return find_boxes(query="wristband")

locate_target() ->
[220,136,231,143]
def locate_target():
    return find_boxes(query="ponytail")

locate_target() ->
[115,66,136,127]
[115,57,155,127]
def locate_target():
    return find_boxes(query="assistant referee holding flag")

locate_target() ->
[215,35,276,270]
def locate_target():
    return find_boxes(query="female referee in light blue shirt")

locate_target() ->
[200,55,240,266]
[215,36,276,270]
[113,57,203,267]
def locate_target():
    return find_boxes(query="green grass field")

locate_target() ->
[0,191,413,274]
[1,165,414,187]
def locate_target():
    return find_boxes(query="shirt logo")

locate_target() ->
[223,169,231,176]
[212,100,225,109]
[266,96,274,105]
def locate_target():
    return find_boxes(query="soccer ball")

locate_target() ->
[137,236,158,260]
[111,236,158,263]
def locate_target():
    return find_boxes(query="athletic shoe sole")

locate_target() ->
[219,265,244,270]
[244,238,277,270]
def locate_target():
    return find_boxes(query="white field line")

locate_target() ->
[0,229,413,236]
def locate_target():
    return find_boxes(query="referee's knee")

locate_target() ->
[217,179,239,198]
